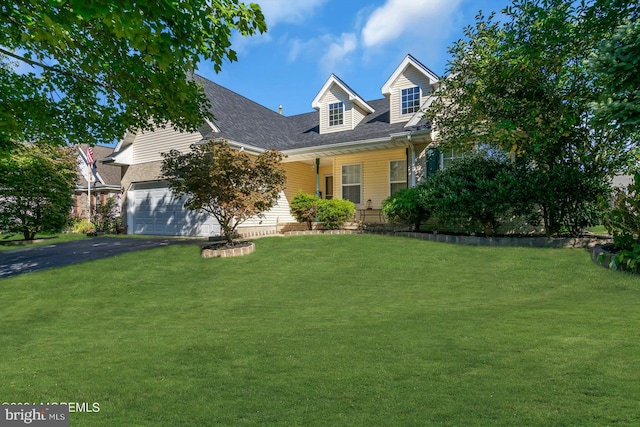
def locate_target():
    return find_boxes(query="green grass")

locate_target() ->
[0,234,638,426]
[586,225,609,234]
[0,232,87,250]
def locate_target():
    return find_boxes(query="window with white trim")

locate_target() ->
[441,148,464,169]
[341,164,361,204]
[401,86,420,115]
[390,159,407,195]
[329,102,344,126]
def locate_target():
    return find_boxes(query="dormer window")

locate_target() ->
[401,86,421,115]
[329,102,344,126]
[312,74,375,134]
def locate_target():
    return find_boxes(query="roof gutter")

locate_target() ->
[194,137,266,156]
[388,127,431,141]
[282,136,400,159]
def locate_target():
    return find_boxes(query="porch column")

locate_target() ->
[315,158,320,197]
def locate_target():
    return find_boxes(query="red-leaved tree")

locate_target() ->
[161,139,286,244]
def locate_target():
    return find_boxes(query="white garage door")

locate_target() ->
[128,182,220,237]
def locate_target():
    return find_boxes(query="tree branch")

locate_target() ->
[0,47,114,91]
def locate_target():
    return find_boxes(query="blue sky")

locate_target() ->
[197,0,512,117]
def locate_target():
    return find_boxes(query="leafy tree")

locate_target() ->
[0,0,266,153]
[0,144,76,240]
[525,164,610,235]
[589,18,640,142]
[161,140,286,244]
[428,0,637,235]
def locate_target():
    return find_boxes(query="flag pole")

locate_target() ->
[87,168,92,223]
[86,146,95,223]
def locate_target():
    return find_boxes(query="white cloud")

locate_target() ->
[286,32,357,75]
[229,31,273,56]
[288,38,311,63]
[320,32,358,74]
[229,0,328,58]
[361,0,463,47]
[256,0,329,28]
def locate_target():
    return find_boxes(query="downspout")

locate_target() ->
[407,132,417,187]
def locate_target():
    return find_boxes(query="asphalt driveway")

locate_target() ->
[0,236,203,279]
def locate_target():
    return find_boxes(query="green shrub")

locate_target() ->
[600,173,640,272]
[93,196,119,233]
[382,187,430,231]
[601,173,640,249]
[71,219,96,234]
[422,154,520,236]
[526,164,609,236]
[609,244,640,273]
[420,154,607,237]
[65,214,83,232]
[317,199,355,229]
[290,191,321,230]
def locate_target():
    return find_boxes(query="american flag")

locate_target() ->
[87,146,95,164]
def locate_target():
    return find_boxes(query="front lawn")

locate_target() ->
[0,234,638,426]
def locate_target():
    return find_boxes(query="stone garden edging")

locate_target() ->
[370,231,621,272]
[367,230,612,248]
[280,228,611,249]
[201,242,255,258]
[590,245,615,269]
[282,229,363,236]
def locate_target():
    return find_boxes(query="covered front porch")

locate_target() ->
[280,131,434,224]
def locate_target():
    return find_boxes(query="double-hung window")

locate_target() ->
[329,102,344,127]
[401,86,420,115]
[341,164,361,204]
[441,148,464,169]
[390,159,407,195]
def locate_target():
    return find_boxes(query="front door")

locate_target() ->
[325,175,334,199]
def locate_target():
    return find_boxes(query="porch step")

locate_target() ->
[278,222,311,233]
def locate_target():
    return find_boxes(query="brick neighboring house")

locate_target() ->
[104,54,446,237]
[73,144,122,220]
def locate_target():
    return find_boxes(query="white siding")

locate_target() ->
[131,125,202,164]
[352,105,367,128]
[238,191,296,229]
[389,65,433,124]
[319,85,353,134]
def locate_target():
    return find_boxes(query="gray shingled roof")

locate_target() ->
[76,144,121,188]
[193,74,430,152]
[193,75,302,150]
[286,99,413,149]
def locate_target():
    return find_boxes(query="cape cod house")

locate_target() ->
[103,54,446,237]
